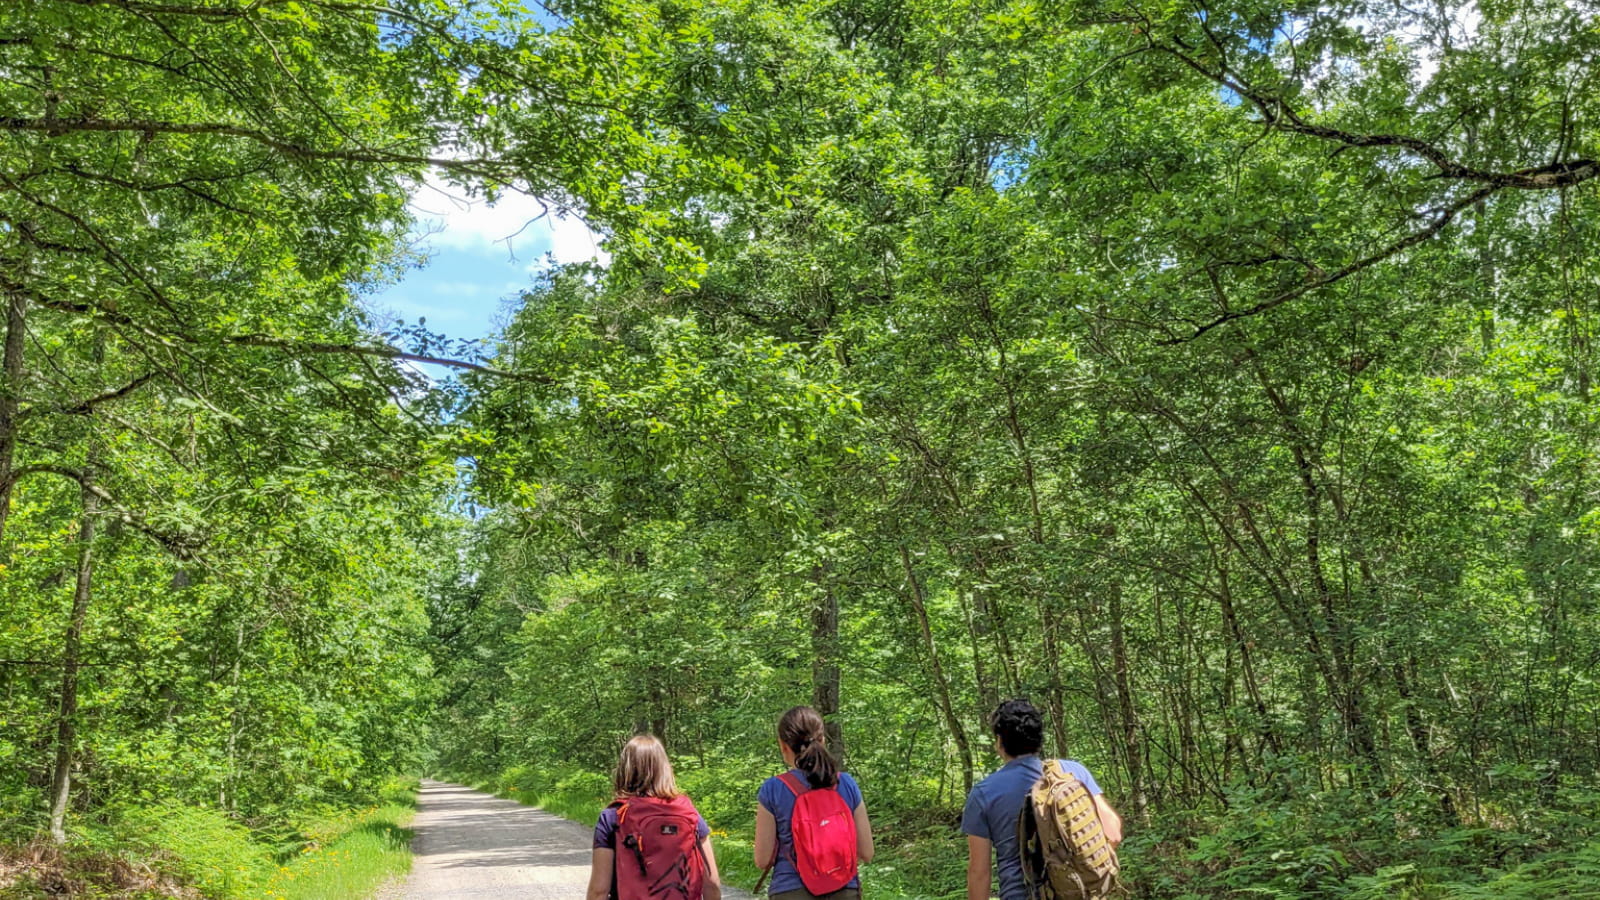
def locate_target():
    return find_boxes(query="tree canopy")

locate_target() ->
[4,0,1600,896]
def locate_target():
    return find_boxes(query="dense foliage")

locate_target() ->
[0,0,661,887]
[5,0,1600,897]
[434,0,1600,896]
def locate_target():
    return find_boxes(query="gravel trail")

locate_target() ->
[395,780,753,900]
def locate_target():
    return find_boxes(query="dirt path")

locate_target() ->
[395,780,753,900]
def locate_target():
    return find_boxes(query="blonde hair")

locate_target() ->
[613,734,681,799]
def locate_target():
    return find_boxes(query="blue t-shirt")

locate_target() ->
[960,757,1102,900]
[593,800,711,850]
[757,769,864,895]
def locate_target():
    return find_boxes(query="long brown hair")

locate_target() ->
[778,706,839,788]
[613,734,682,799]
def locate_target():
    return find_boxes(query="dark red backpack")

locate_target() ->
[611,795,707,900]
[776,772,858,895]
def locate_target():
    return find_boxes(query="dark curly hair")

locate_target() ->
[991,698,1044,757]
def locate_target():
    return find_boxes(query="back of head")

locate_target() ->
[992,698,1045,758]
[777,705,839,789]
[614,733,681,799]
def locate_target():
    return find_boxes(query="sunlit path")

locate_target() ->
[395,780,751,899]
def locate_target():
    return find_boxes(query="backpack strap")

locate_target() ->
[755,774,809,895]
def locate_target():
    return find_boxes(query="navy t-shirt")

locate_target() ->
[757,769,864,894]
[593,799,711,850]
[960,756,1102,900]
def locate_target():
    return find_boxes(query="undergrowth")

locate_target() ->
[0,778,417,900]
[463,763,1600,899]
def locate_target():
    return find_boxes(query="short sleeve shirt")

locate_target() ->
[960,756,1102,900]
[757,769,864,894]
[593,800,711,850]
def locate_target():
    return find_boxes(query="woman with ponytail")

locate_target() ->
[753,707,875,899]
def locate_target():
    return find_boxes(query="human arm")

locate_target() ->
[1062,761,1122,847]
[754,803,778,871]
[959,782,991,900]
[966,835,993,900]
[586,848,614,900]
[853,801,875,863]
[1093,794,1123,847]
[699,835,722,900]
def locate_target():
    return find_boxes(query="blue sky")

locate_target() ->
[365,175,608,345]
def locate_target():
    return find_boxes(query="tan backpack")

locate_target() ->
[1015,760,1120,900]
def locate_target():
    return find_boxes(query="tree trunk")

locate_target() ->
[1106,573,1147,818]
[1216,554,1282,762]
[1249,362,1380,774]
[1042,594,1072,756]
[811,565,843,758]
[1394,655,1459,825]
[48,475,99,843]
[0,287,26,547]
[962,588,1001,715]
[221,618,243,810]
[900,544,974,792]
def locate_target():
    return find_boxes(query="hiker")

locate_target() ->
[962,699,1123,900]
[754,705,875,899]
[587,734,724,900]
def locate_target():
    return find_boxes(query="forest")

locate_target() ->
[2,0,1598,897]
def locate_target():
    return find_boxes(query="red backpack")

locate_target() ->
[774,772,859,895]
[611,795,707,900]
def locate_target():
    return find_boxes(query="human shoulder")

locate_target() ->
[757,773,787,811]
[593,803,622,849]
[837,771,864,805]
[1057,759,1102,795]
[1056,758,1092,778]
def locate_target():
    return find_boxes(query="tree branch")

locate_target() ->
[0,115,509,175]
[24,292,547,382]
[1150,36,1600,191]
[4,464,203,557]
[1163,185,1498,343]
[220,334,549,382]
[16,371,166,421]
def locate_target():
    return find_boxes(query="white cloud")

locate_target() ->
[408,173,610,266]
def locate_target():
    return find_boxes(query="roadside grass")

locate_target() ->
[0,778,417,900]
[264,780,418,900]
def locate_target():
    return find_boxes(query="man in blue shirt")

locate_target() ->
[961,699,1123,900]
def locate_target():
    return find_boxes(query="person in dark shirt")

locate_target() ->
[960,700,1122,900]
[586,734,724,900]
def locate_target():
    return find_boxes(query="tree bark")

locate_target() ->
[0,287,26,547]
[962,588,1001,715]
[900,544,974,792]
[48,474,99,844]
[811,564,843,757]
[1106,571,1147,818]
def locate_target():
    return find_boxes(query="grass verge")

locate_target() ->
[0,778,418,900]
[264,780,418,900]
